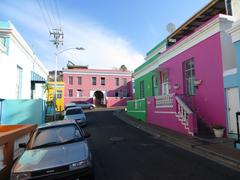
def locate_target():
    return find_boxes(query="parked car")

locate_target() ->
[64,102,77,111]
[73,101,95,110]
[64,107,87,126]
[11,120,94,180]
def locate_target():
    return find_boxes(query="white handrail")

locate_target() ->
[175,96,192,114]
[127,98,145,102]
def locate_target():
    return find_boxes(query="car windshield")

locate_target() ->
[66,108,83,115]
[31,124,83,149]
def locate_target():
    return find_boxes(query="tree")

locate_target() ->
[120,64,127,71]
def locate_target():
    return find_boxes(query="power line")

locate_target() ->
[37,0,51,32]
[49,0,59,29]
[55,0,62,29]
[42,0,55,30]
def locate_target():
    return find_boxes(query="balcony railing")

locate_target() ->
[0,124,37,179]
[155,94,174,108]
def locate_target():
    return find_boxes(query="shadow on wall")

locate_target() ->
[0,99,45,125]
[106,97,132,108]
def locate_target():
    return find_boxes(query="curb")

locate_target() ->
[114,111,240,172]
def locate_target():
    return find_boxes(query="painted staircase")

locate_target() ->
[175,96,194,136]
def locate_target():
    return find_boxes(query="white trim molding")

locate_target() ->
[223,68,237,76]
[127,110,146,113]
[63,70,132,77]
[227,19,240,43]
[154,111,176,114]
[134,15,235,79]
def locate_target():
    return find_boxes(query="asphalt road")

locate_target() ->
[85,110,240,180]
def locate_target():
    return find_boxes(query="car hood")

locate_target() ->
[12,141,89,173]
[65,114,85,120]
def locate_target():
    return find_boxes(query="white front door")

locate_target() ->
[226,88,240,134]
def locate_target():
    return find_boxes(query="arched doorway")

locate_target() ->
[94,91,105,107]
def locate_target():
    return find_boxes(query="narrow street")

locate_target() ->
[85,110,240,180]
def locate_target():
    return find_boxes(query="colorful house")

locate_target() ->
[224,19,240,138]
[0,21,48,100]
[46,82,65,112]
[63,65,133,108]
[128,0,240,136]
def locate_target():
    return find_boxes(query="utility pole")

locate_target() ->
[50,29,64,121]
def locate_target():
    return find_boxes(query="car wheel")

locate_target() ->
[89,106,94,110]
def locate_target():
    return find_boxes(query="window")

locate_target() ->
[122,78,127,86]
[152,75,159,96]
[66,108,83,115]
[123,89,128,97]
[140,80,144,98]
[76,89,82,97]
[68,89,73,97]
[77,76,82,85]
[226,0,232,15]
[68,76,73,85]
[57,90,62,99]
[0,37,4,46]
[114,91,119,97]
[92,77,96,85]
[31,125,82,149]
[115,78,119,86]
[184,59,195,95]
[0,145,5,170]
[101,77,105,85]
[161,71,169,95]
[16,65,23,99]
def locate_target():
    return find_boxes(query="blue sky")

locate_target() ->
[0,0,210,71]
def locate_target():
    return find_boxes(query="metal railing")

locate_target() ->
[155,94,174,108]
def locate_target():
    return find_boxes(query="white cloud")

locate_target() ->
[0,1,144,71]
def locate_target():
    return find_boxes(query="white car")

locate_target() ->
[64,107,87,126]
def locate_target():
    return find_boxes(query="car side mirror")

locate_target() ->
[19,143,27,148]
[84,132,91,138]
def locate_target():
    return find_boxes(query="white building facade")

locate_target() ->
[0,21,48,100]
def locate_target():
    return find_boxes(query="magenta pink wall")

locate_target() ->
[63,69,133,107]
[146,97,197,135]
[106,97,132,108]
[148,32,226,129]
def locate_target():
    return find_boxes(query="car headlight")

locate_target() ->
[11,172,31,180]
[69,160,89,170]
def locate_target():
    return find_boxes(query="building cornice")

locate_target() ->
[63,70,132,76]
[134,14,235,80]
[227,19,240,43]
[0,22,48,75]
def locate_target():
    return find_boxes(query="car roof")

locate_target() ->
[38,120,77,129]
[65,103,76,107]
[65,106,83,111]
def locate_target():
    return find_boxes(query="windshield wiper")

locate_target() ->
[31,142,59,149]
[61,137,82,144]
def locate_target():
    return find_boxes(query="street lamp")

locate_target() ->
[54,47,84,120]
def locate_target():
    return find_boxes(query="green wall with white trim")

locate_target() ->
[127,99,146,121]
[135,70,160,99]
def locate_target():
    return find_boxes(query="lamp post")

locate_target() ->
[53,47,84,120]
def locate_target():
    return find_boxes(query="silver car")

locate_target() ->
[64,107,87,126]
[11,120,94,180]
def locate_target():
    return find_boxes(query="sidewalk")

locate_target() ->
[114,110,240,172]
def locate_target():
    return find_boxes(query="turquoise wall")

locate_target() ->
[0,99,45,125]
[224,40,240,138]
[224,41,240,88]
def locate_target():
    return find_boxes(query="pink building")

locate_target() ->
[63,66,133,108]
[128,0,240,137]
